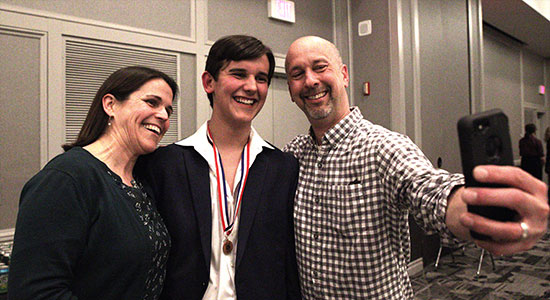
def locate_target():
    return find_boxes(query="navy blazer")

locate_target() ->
[136,143,302,300]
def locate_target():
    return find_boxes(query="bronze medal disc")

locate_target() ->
[223,239,233,255]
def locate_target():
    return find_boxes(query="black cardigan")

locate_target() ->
[8,147,168,300]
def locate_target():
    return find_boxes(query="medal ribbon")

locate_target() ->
[207,126,250,237]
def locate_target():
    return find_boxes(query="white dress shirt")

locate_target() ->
[177,122,273,300]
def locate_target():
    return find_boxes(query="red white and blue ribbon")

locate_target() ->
[207,126,250,237]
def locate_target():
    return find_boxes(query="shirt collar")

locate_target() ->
[176,121,273,154]
[308,106,363,147]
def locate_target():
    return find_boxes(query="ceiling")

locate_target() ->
[482,0,550,58]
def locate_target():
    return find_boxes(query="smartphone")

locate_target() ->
[457,109,517,240]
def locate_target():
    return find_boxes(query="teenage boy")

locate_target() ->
[137,35,301,300]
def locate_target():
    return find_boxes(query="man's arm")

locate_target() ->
[445,165,549,256]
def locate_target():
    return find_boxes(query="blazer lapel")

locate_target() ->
[183,149,212,269]
[236,152,268,268]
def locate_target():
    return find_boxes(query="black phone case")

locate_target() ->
[457,109,517,240]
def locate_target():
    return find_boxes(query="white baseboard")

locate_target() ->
[408,257,423,277]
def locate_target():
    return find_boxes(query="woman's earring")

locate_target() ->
[108,116,113,126]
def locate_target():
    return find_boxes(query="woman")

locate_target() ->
[519,123,544,180]
[8,66,178,300]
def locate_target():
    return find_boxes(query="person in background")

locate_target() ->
[136,35,301,300]
[8,66,178,300]
[544,126,550,201]
[519,123,544,180]
[283,35,549,300]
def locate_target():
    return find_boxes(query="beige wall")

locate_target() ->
[0,33,41,229]
[0,0,192,37]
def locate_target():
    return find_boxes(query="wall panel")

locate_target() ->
[483,28,522,154]
[350,0,391,129]
[0,31,41,229]
[1,0,193,38]
[207,0,333,54]
[417,0,469,173]
[179,53,197,139]
[523,50,545,107]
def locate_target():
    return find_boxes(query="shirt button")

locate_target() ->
[313,233,319,240]
[315,197,320,204]
[317,162,323,168]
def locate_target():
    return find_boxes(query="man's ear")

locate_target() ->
[202,71,215,94]
[341,64,349,88]
[102,94,117,118]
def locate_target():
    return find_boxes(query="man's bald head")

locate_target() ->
[285,36,343,72]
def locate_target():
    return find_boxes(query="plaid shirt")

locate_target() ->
[284,107,464,299]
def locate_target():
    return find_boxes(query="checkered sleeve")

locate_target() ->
[374,129,465,246]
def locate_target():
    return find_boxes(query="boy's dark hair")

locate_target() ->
[205,35,275,107]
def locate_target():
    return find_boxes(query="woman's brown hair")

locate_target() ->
[62,66,178,151]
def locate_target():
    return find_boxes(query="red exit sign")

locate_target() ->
[268,0,295,23]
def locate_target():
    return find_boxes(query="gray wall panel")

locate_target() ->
[350,0,391,129]
[2,0,192,37]
[417,0,469,173]
[179,53,197,139]
[401,0,417,140]
[483,29,522,156]
[0,33,41,229]
[523,50,545,106]
[207,0,333,54]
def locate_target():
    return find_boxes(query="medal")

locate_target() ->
[223,239,234,255]
[207,126,251,256]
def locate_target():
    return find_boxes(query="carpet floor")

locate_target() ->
[411,228,550,300]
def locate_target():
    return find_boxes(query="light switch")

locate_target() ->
[358,20,372,36]
[363,82,370,95]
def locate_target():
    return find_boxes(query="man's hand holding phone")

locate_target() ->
[457,109,549,255]
[458,165,548,255]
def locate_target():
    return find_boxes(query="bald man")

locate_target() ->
[283,36,549,299]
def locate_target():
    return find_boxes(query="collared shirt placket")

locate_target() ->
[311,141,330,298]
